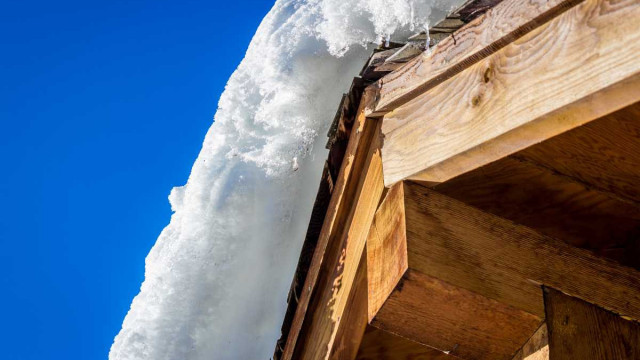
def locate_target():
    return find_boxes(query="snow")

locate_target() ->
[110,1,463,359]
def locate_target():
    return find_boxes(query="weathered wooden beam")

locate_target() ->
[367,181,640,357]
[370,269,542,360]
[515,102,640,206]
[365,182,407,322]
[366,0,579,116]
[281,87,376,360]
[356,326,459,360]
[434,155,640,269]
[511,323,549,360]
[328,251,368,360]
[293,117,385,360]
[379,0,640,186]
[404,182,640,320]
[366,182,542,359]
[544,287,640,359]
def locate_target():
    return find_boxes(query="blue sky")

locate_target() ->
[0,1,273,358]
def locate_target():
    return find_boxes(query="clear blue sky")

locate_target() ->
[0,1,274,359]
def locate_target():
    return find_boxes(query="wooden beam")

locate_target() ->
[380,0,640,186]
[281,88,376,360]
[328,251,368,360]
[370,270,542,360]
[544,287,640,359]
[434,156,640,269]
[515,102,640,205]
[356,326,458,360]
[404,182,640,321]
[365,182,407,322]
[366,182,542,359]
[366,0,578,116]
[511,323,549,360]
[293,118,385,360]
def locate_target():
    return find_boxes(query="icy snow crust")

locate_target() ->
[111,1,462,359]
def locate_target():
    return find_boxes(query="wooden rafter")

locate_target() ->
[377,0,640,186]
[365,181,640,358]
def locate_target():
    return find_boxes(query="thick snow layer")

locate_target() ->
[110,1,463,359]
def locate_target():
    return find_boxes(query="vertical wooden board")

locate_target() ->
[356,326,456,360]
[511,323,549,360]
[296,119,385,360]
[366,182,407,322]
[371,270,542,360]
[544,287,640,360]
[282,89,375,360]
[380,0,640,186]
[329,251,368,360]
[403,182,640,321]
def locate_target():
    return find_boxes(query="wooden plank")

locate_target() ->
[281,87,376,360]
[544,287,640,359]
[294,119,385,360]
[371,269,542,360]
[328,251,368,360]
[511,323,549,360]
[356,326,457,360]
[366,0,579,116]
[365,182,407,322]
[403,182,640,320]
[434,156,640,269]
[380,0,640,186]
[516,102,640,205]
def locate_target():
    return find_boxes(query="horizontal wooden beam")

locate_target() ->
[366,182,542,359]
[434,154,640,269]
[380,0,640,186]
[544,287,640,359]
[404,182,640,320]
[371,269,542,360]
[515,102,640,206]
[365,0,576,116]
[367,181,640,357]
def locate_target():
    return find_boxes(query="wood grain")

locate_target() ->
[371,270,542,360]
[544,287,640,359]
[295,119,385,360]
[282,88,377,360]
[403,182,640,320]
[511,323,549,360]
[380,0,640,186]
[365,182,407,322]
[516,102,640,205]
[329,251,368,360]
[434,156,640,269]
[356,326,458,360]
[367,0,578,116]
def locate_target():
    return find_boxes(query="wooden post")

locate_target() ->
[544,287,640,359]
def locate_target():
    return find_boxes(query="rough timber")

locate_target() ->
[274,0,640,358]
